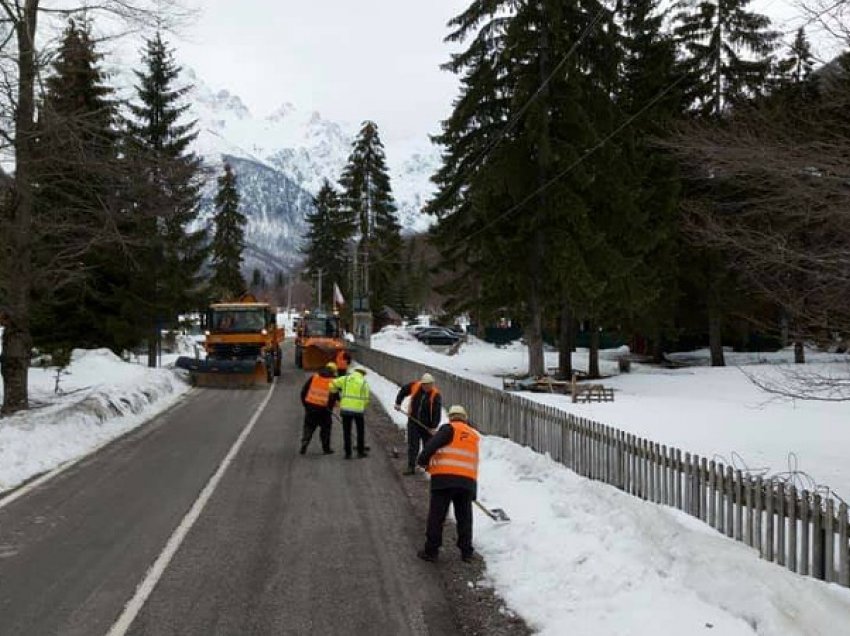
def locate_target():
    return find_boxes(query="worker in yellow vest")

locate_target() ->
[299,362,339,455]
[330,367,370,459]
[416,404,480,563]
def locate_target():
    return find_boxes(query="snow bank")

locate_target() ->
[370,328,850,503]
[0,348,190,494]
[363,364,850,636]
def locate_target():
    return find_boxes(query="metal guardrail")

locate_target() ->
[356,345,850,588]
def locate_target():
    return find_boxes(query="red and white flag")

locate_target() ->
[333,283,346,307]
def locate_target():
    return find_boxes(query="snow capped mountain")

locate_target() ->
[189,70,438,275]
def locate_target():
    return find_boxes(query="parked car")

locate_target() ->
[416,327,462,346]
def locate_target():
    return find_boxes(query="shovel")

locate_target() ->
[474,500,510,523]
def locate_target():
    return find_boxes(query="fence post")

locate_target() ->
[745,475,754,548]
[735,469,743,542]
[675,449,683,510]
[755,477,763,554]
[839,503,849,587]
[825,498,835,583]
[709,460,717,529]
[801,489,810,576]
[699,457,708,522]
[788,485,797,574]
[725,466,735,539]
[776,482,786,567]
[765,481,774,561]
[813,493,824,580]
[717,464,726,533]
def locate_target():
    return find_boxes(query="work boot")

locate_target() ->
[461,551,478,563]
[357,451,369,458]
[417,549,437,563]
[299,442,307,455]
[344,453,352,460]
[323,449,335,455]
[402,467,416,476]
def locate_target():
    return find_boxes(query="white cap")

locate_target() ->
[448,405,468,421]
[421,372,435,385]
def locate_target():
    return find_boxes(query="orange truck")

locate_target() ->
[294,309,347,371]
[176,294,284,387]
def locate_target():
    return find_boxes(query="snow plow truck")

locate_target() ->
[176,294,284,387]
[294,309,347,371]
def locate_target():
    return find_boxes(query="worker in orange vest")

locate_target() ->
[394,373,442,475]
[299,362,339,455]
[335,349,351,376]
[416,404,480,563]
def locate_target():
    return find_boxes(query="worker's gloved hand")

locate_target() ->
[394,404,403,412]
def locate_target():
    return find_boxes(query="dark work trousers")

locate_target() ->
[424,487,474,557]
[302,409,332,452]
[341,412,366,456]
[407,421,433,470]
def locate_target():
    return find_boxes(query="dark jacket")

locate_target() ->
[417,422,477,497]
[394,382,442,429]
[300,368,339,413]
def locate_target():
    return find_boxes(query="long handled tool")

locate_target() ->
[474,500,511,523]
[393,404,438,434]
[397,406,510,520]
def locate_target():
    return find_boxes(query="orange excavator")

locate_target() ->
[176,294,284,387]
[294,309,347,371]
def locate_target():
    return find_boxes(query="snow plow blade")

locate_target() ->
[175,356,269,388]
[301,344,338,371]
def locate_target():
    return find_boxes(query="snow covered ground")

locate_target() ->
[0,348,190,495]
[371,327,850,503]
[365,365,850,636]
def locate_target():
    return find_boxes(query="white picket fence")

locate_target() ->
[356,345,850,587]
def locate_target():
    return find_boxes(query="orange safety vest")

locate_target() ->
[335,349,349,372]
[305,374,333,407]
[408,381,440,416]
[428,420,480,481]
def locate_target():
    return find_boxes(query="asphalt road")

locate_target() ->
[0,356,460,636]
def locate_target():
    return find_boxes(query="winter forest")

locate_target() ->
[2,0,850,414]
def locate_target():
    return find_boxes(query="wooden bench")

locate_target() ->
[570,374,615,403]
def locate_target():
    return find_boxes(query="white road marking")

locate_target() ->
[105,383,277,636]
[0,392,193,512]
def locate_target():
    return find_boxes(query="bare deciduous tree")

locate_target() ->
[0,0,190,416]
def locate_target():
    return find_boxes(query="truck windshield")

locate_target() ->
[303,317,339,338]
[211,310,266,333]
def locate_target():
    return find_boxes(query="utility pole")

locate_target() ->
[315,268,325,310]
[286,274,293,314]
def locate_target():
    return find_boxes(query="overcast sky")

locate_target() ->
[174,0,469,148]
[170,0,818,152]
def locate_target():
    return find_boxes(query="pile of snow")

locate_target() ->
[370,329,850,503]
[364,365,850,636]
[0,348,190,494]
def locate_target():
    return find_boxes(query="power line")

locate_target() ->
[371,73,686,269]
[436,4,610,198]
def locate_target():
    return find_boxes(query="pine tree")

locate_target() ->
[209,163,247,299]
[30,19,123,354]
[674,0,778,117]
[774,28,814,87]
[302,180,355,309]
[430,0,616,376]
[339,121,402,313]
[674,0,777,366]
[612,0,683,362]
[127,32,207,366]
